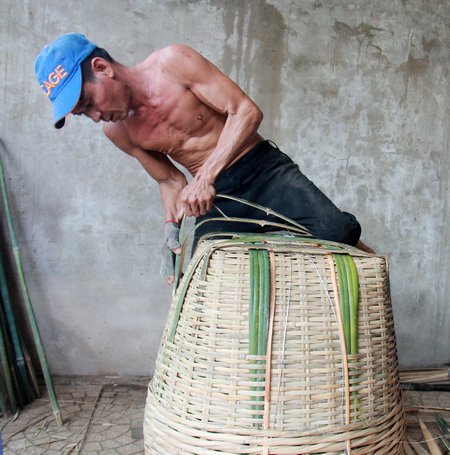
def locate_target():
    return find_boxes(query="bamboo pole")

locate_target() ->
[0,300,16,413]
[0,153,62,427]
[0,254,35,403]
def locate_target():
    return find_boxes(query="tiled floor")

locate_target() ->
[1,377,449,454]
[0,377,149,454]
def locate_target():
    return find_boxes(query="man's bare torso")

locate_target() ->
[104,50,262,176]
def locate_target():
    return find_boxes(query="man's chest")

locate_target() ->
[124,86,215,152]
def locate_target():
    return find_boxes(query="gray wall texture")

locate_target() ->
[0,0,448,375]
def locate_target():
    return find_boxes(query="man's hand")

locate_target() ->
[160,221,182,285]
[179,176,216,218]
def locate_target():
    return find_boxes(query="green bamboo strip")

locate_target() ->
[243,249,261,455]
[249,249,261,421]
[257,250,270,360]
[334,254,362,422]
[327,254,351,429]
[249,250,260,359]
[344,255,359,355]
[334,254,351,352]
[248,249,272,428]
[0,154,62,426]
[342,255,362,420]
[257,250,270,413]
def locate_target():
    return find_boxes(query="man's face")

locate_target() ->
[72,74,129,123]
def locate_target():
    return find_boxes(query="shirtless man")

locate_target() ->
[35,33,373,283]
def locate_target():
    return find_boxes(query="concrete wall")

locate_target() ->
[0,0,448,375]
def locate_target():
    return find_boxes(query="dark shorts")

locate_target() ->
[194,140,361,247]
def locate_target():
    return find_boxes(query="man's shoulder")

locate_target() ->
[151,44,200,65]
[160,43,196,55]
[138,45,185,71]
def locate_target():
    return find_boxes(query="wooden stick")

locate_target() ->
[263,251,276,431]
[419,418,443,455]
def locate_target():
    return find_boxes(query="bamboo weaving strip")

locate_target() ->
[263,251,276,431]
[327,254,351,427]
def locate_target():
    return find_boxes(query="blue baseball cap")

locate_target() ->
[35,33,97,129]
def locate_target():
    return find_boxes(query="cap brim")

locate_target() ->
[52,65,83,129]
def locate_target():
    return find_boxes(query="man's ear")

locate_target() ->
[91,57,114,78]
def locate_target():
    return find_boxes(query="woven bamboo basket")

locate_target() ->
[144,233,404,454]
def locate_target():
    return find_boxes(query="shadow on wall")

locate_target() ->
[218,0,287,131]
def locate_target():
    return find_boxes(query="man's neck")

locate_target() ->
[115,64,150,111]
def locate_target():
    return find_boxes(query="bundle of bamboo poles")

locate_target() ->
[0,252,39,415]
[0,147,61,425]
[144,232,405,454]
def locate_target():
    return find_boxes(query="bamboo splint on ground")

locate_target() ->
[401,369,450,385]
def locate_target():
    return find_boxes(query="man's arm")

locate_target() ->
[104,124,186,284]
[103,123,187,222]
[159,45,264,217]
